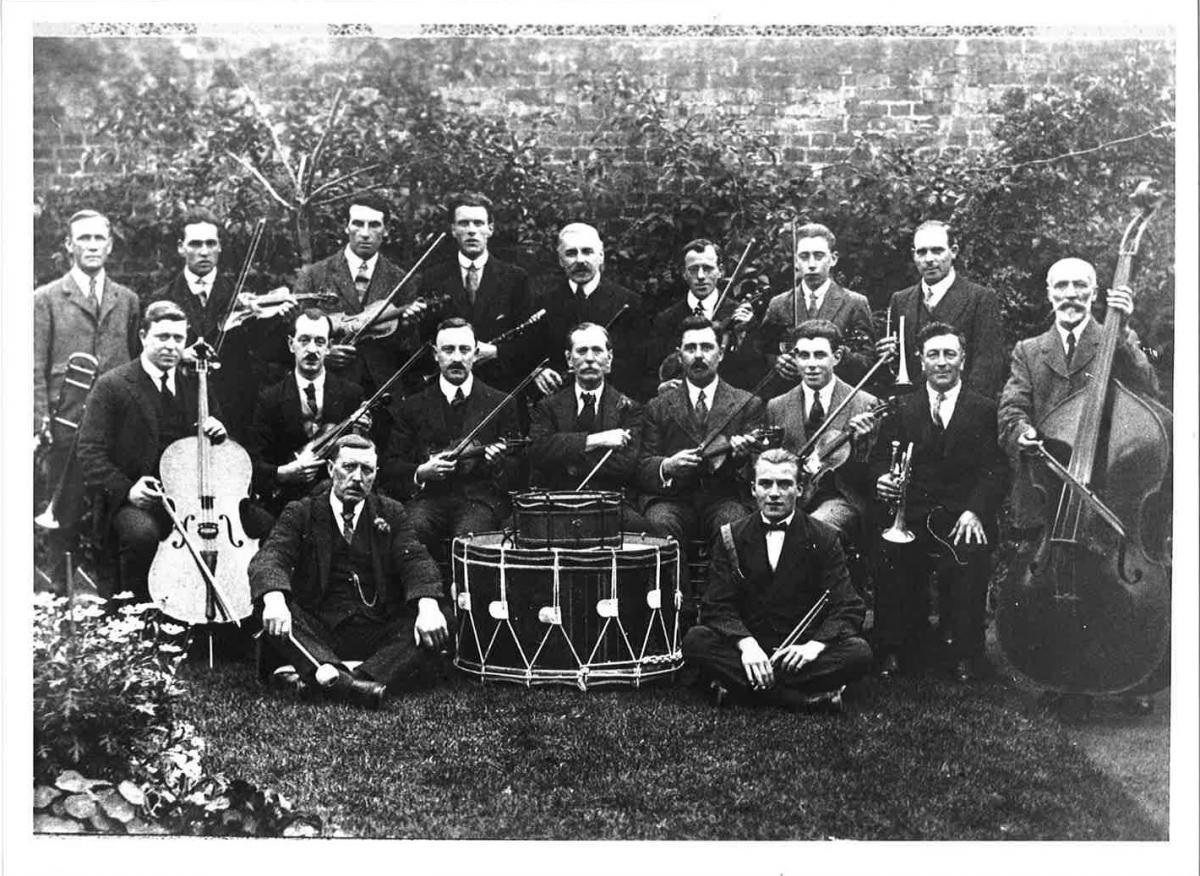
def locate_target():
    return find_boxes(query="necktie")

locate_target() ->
[807,292,818,316]
[89,275,100,310]
[465,262,480,305]
[303,383,319,437]
[341,502,357,543]
[574,283,587,308]
[452,387,466,408]
[692,304,705,318]
[807,392,825,432]
[353,260,370,305]
[923,286,935,310]
[578,392,597,432]
[195,277,208,308]
[1065,331,1077,368]
[159,371,173,407]
[694,388,708,427]
[932,391,946,430]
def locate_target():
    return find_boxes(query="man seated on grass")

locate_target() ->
[249,434,451,709]
[682,448,872,712]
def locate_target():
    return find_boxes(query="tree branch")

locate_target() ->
[305,163,386,202]
[226,58,300,195]
[309,182,388,210]
[304,87,345,198]
[224,151,294,211]
[995,123,1174,172]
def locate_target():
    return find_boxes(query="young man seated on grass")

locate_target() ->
[682,448,872,712]
[249,434,452,709]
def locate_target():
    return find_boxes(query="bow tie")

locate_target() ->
[762,519,789,532]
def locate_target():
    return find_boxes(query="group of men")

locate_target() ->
[34,193,1163,712]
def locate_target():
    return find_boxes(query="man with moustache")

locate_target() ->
[529,322,652,531]
[875,220,1004,397]
[532,223,646,401]
[76,301,229,600]
[146,208,268,441]
[647,239,761,395]
[638,316,764,599]
[760,223,876,388]
[382,318,520,563]
[250,434,450,710]
[766,319,879,546]
[245,309,365,520]
[419,192,534,390]
[682,448,872,711]
[871,322,1006,683]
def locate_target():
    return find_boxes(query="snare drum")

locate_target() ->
[511,490,622,549]
[451,532,682,688]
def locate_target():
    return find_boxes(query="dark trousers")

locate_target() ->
[682,624,872,704]
[406,493,504,560]
[265,601,453,691]
[644,495,751,596]
[875,529,991,662]
[111,504,171,601]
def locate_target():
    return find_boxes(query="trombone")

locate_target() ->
[881,440,915,544]
[35,352,100,531]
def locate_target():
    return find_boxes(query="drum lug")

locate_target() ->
[646,590,661,610]
[537,605,562,625]
[596,598,619,618]
[457,591,471,611]
[488,600,509,620]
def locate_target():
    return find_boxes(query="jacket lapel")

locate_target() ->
[703,379,736,441]
[931,276,969,327]
[63,274,100,324]
[125,364,163,453]
[311,494,334,596]
[737,516,771,588]
[1038,327,1069,378]
[330,257,362,314]
[1070,320,1101,376]
[365,494,388,597]
[818,283,846,322]
[668,383,705,445]
[773,514,807,588]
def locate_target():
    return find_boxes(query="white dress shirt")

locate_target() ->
[762,511,795,571]
[1057,318,1090,357]
[343,247,379,281]
[801,382,835,426]
[801,277,832,313]
[295,370,327,416]
[329,490,365,538]
[140,355,178,396]
[70,266,106,306]
[573,275,602,298]
[927,381,962,427]
[458,250,490,287]
[576,380,605,415]
[185,267,215,301]
[921,268,956,311]
[439,374,474,403]
[686,291,717,321]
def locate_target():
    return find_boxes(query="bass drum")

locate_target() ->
[451,532,681,689]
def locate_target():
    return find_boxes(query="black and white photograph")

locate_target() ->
[3,1,1196,872]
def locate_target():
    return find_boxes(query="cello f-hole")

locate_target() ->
[217,513,246,548]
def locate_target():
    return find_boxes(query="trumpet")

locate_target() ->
[35,353,100,531]
[881,439,915,544]
[893,314,913,387]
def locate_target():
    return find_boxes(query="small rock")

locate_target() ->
[34,814,83,834]
[95,788,136,823]
[118,780,145,807]
[89,811,124,834]
[33,785,61,810]
[63,794,98,820]
[54,770,88,793]
[125,817,170,835]
[281,818,321,838]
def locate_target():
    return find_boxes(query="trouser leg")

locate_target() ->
[263,602,345,682]
[336,605,455,691]
[938,547,991,662]
[112,504,170,601]
[874,541,933,656]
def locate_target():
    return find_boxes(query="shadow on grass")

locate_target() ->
[178,662,1163,840]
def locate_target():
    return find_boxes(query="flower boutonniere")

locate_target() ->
[373,517,390,535]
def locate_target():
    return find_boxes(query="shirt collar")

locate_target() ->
[572,274,602,297]
[439,374,474,403]
[140,354,175,389]
[803,380,835,410]
[685,377,717,407]
[927,381,962,406]
[686,291,716,317]
[294,369,326,393]
[1057,317,1091,347]
[801,277,832,302]
[761,512,795,529]
[184,267,215,293]
[921,267,956,299]
[329,490,366,526]
[344,247,379,275]
[458,250,490,271]
[575,381,605,407]
[70,266,105,296]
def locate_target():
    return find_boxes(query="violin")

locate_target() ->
[337,293,449,342]
[148,340,256,625]
[449,435,530,463]
[697,425,783,464]
[220,288,341,333]
[996,180,1172,695]
[798,397,894,505]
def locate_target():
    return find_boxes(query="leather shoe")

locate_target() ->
[878,653,900,680]
[1119,694,1154,716]
[269,668,307,695]
[327,671,387,710]
[710,680,730,709]
[952,658,976,683]
[791,685,845,715]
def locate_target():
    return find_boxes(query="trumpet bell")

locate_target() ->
[881,523,915,544]
[34,505,60,531]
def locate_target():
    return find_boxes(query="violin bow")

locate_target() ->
[445,358,550,461]
[345,231,448,344]
[152,490,242,627]
[790,217,801,329]
[769,589,830,664]
[576,448,616,491]
[709,237,758,315]
[692,363,781,456]
[795,353,893,460]
[213,218,267,358]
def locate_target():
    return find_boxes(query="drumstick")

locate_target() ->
[575,448,615,491]
[769,589,830,664]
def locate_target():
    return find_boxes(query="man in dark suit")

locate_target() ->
[528,322,651,531]
[144,208,270,441]
[245,309,365,520]
[682,448,872,711]
[250,434,450,709]
[418,192,534,391]
[531,222,646,401]
[292,195,427,443]
[759,223,876,390]
[381,318,520,562]
[646,238,762,396]
[637,316,764,595]
[875,220,1005,397]
[76,301,228,600]
[870,321,1007,682]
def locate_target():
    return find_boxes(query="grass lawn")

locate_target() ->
[178,661,1164,840]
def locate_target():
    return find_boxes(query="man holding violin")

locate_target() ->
[245,308,366,520]
[870,322,1006,683]
[381,318,520,565]
[250,434,450,710]
[76,301,229,600]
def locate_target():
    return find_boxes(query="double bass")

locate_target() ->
[996,181,1172,695]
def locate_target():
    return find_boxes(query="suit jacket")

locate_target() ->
[33,272,141,431]
[244,371,365,507]
[76,359,215,523]
[419,255,533,389]
[703,511,866,648]
[646,295,765,396]
[532,275,647,401]
[886,274,1005,398]
[997,319,1159,526]
[382,378,520,510]
[293,251,419,391]
[528,382,642,493]
[248,488,442,620]
[146,271,264,441]
[868,385,1006,532]
[767,377,879,516]
[637,378,764,503]
[760,282,876,385]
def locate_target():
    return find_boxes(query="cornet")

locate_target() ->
[881,440,916,544]
[892,314,913,388]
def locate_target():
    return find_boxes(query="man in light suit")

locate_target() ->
[870,322,1006,683]
[766,319,879,546]
[251,434,451,710]
[875,220,1005,397]
[759,223,875,389]
[418,192,534,391]
[682,448,872,711]
[529,322,651,531]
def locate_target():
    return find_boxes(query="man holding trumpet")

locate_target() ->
[870,322,1007,683]
[682,448,872,711]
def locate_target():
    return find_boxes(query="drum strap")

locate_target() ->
[719,523,744,581]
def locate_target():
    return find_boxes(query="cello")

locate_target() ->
[148,340,256,626]
[996,181,1172,695]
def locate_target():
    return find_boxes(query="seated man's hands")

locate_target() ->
[662,448,702,479]
[534,367,564,396]
[586,428,631,450]
[875,472,902,503]
[414,597,448,649]
[417,451,458,484]
[278,449,325,485]
[775,639,825,674]
[738,637,775,690]
[950,510,988,546]
[128,475,162,510]
[261,591,293,638]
